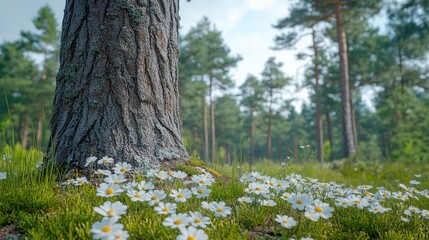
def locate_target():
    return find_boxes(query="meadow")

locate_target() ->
[0,144,428,240]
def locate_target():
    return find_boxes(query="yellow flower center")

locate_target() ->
[217,208,223,212]
[114,180,119,184]
[283,195,289,199]
[199,180,205,184]
[102,226,111,233]
[354,200,360,204]
[151,195,158,200]
[255,187,262,191]
[107,209,115,215]
[297,199,303,204]
[315,206,323,213]
[187,236,196,240]
[120,167,126,172]
[115,235,122,239]
[408,194,413,197]
[134,194,141,199]
[282,220,288,224]
[106,188,114,195]
[374,207,379,211]
[195,218,201,223]
[342,201,349,204]
[426,213,429,217]
[162,207,169,212]
[383,193,387,197]
[398,195,403,199]
[177,193,184,198]
[411,208,417,212]
[269,182,274,186]
[174,219,182,225]
[78,180,83,184]
[277,183,283,187]
[198,189,204,194]
[103,159,109,163]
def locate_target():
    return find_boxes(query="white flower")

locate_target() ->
[238,196,253,203]
[176,226,208,240]
[414,174,421,178]
[335,197,353,208]
[280,192,292,201]
[72,177,88,186]
[170,171,187,179]
[97,183,124,197]
[35,161,43,168]
[209,201,232,217]
[421,209,429,219]
[191,186,211,199]
[260,199,277,207]
[201,201,210,210]
[409,180,420,185]
[143,190,166,206]
[85,156,97,167]
[274,215,297,229]
[126,189,146,202]
[122,181,138,190]
[98,156,114,165]
[61,179,72,186]
[400,216,410,222]
[90,217,124,239]
[190,174,214,186]
[163,213,191,229]
[155,170,170,180]
[367,203,390,214]
[289,194,313,211]
[392,191,408,201]
[0,172,7,180]
[104,174,127,184]
[404,206,421,216]
[189,211,211,228]
[348,195,369,209]
[137,181,155,191]
[113,162,132,174]
[111,229,129,240]
[170,189,193,202]
[248,182,269,195]
[94,201,127,218]
[154,202,177,215]
[304,199,334,221]
[95,169,112,176]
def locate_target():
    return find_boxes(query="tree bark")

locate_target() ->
[203,95,209,162]
[325,111,334,161]
[47,0,188,168]
[209,77,216,163]
[249,105,254,168]
[312,28,323,164]
[335,0,356,157]
[266,88,273,159]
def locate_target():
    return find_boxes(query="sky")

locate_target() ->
[0,0,315,110]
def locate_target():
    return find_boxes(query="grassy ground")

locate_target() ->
[0,145,428,239]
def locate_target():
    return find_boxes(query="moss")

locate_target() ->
[174,163,199,176]
[187,157,205,167]
[116,0,143,23]
[62,89,79,103]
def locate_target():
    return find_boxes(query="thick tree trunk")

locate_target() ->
[312,28,323,164]
[22,112,30,148]
[203,95,209,162]
[47,0,188,168]
[325,111,334,161]
[335,1,356,157]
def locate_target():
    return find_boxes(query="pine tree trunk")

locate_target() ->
[266,89,273,159]
[249,106,254,167]
[36,101,44,146]
[335,1,356,157]
[312,28,323,164]
[203,95,209,162]
[22,112,30,148]
[47,0,187,168]
[209,77,216,163]
[325,111,334,161]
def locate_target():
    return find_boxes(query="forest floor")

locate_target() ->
[0,145,429,240]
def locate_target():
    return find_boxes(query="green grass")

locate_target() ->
[1,145,428,239]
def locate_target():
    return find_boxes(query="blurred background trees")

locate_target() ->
[1,0,428,164]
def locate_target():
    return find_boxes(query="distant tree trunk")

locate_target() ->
[325,111,334,161]
[47,0,188,168]
[312,28,323,164]
[249,105,255,167]
[335,0,356,157]
[22,112,30,148]
[203,96,209,162]
[209,77,216,163]
[36,101,44,146]
[226,143,231,165]
[266,89,273,159]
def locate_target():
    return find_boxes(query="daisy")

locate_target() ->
[304,199,334,221]
[367,203,390,214]
[170,171,187,180]
[404,206,421,216]
[85,156,97,167]
[90,217,124,239]
[98,156,114,165]
[238,196,253,203]
[126,189,146,202]
[409,180,420,185]
[289,194,313,211]
[97,183,124,197]
[154,170,170,180]
[95,169,112,176]
[137,181,155,191]
[400,216,410,222]
[348,195,369,209]
[190,175,214,186]
[280,192,292,201]
[209,201,232,217]
[248,182,269,195]
[392,191,408,201]
[170,189,193,202]
[201,201,210,210]
[113,162,132,174]
[122,181,138,190]
[335,197,353,208]
[73,177,88,186]
[274,215,297,229]
[189,211,211,228]
[94,201,127,218]
[176,226,208,240]
[104,174,127,184]
[0,172,7,180]
[421,209,429,219]
[191,186,211,199]
[154,202,177,215]
[143,190,166,206]
[163,213,191,229]
[261,199,277,207]
[112,230,129,240]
